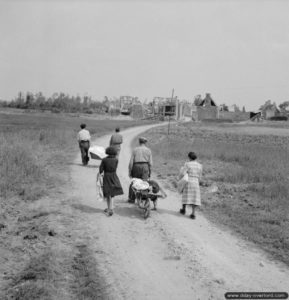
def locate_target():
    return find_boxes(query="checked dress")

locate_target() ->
[179,161,202,206]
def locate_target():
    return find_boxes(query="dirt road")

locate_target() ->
[71,125,289,300]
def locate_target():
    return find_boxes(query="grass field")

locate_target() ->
[0,111,152,199]
[0,110,154,299]
[146,122,289,266]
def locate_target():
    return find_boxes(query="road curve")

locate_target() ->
[70,124,289,300]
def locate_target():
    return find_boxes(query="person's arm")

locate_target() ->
[148,149,153,177]
[109,135,113,146]
[149,150,153,168]
[99,160,104,174]
[77,132,81,143]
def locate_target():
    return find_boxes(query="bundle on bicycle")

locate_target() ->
[130,178,167,219]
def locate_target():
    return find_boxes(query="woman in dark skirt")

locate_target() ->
[99,146,124,216]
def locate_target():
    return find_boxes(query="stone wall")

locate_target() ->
[219,111,250,121]
[131,104,144,119]
[196,106,219,121]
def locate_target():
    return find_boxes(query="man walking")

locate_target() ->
[128,137,153,203]
[109,127,123,158]
[77,123,91,166]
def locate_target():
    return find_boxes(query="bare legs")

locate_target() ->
[105,196,114,216]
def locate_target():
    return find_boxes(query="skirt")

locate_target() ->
[103,172,124,197]
[182,177,201,206]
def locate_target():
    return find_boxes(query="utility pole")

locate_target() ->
[168,88,174,136]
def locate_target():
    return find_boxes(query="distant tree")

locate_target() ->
[242,106,246,113]
[279,101,289,111]
[259,100,272,111]
[6,91,108,114]
[0,100,8,107]
[34,92,46,109]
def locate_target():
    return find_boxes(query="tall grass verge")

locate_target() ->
[0,128,74,200]
[147,123,289,265]
[0,112,155,298]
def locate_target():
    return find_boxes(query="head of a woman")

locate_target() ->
[105,146,117,157]
[188,152,197,161]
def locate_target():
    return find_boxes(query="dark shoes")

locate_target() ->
[179,208,186,215]
[104,208,113,216]
[180,208,196,219]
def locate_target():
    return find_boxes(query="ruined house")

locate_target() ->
[182,101,194,118]
[131,103,144,119]
[120,96,139,115]
[152,97,177,117]
[260,100,279,119]
[192,93,219,121]
[219,103,250,121]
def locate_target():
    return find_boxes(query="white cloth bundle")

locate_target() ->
[89,145,107,160]
[131,178,150,191]
[177,166,188,194]
[96,172,104,202]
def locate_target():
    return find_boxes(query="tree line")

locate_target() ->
[0,92,108,113]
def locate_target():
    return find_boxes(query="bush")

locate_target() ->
[83,108,94,114]
[202,118,233,123]
[51,108,61,113]
[269,116,288,121]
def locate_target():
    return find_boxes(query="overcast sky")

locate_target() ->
[1,0,289,111]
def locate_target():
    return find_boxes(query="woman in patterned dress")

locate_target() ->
[179,152,202,219]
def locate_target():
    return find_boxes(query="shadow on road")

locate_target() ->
[114,202,147,220]
[69,162,99,169]
[157,207,181,217]
[71,203,104,214]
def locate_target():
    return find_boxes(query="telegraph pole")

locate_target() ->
[167,88,174,136]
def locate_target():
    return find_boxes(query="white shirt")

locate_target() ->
[77,129,91,142]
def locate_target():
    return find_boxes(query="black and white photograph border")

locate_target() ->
[0,1,289,299]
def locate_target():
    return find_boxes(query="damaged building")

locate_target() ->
[192,93,219,121]
[151,97,190,120]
